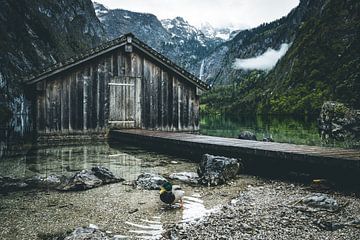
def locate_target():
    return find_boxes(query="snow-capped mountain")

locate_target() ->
[92,2,225,74]
[200,22,237,40]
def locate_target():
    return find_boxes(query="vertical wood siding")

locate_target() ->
[35,47,200,134]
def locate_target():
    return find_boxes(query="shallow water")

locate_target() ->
[0,142,256,239]
[200,114,360,149]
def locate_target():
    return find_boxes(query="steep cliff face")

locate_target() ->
[0,0,105,109]
[93,2,225,73]
[197,0,310,85]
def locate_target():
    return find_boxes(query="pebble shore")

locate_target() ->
[165,180,360,240]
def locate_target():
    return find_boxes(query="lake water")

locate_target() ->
[200,114,360,149]
[0,142,257,239]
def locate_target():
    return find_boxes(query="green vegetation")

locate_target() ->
[203,0,359,117]
[200,114,360,149]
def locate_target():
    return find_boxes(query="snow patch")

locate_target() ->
[215,32,230,40]
[233,43,290,71]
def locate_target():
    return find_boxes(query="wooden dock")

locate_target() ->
[110,129,360,183]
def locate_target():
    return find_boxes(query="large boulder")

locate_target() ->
[238,131,257,141]
[318,101,360,140]
[135,173,167,190]
[197,154,241,186]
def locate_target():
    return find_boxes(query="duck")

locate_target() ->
[159,182,184,208]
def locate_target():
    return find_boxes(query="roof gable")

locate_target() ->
[25,33,209,91]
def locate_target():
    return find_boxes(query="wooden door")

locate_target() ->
[109,76,138,128]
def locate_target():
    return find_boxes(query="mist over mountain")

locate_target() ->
[1,0,358,121]
[201,0,360,116]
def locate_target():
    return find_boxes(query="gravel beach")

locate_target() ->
[165,180,360,240]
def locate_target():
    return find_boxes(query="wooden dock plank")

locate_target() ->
[109,129,360,185]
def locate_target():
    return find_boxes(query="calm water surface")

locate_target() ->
[200,114,360,149]
[0,142,255,239]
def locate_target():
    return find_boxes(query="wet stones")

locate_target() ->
[238,131,257,141]
[135,173,167,190]
[302,193,339,210]
[58,166,123,191]
[59,170,104,191]
[91,166,120,184]
[61,224,118,240]
[0,176,29,192]
[197,154,241,186]
[0,166,123,192]
[169,172,199,184]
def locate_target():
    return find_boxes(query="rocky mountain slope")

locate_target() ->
[202,0,360,116]
[0,0,105,118]
[93,2,226,72]
[196,0,310,85]
[263,0,360,115]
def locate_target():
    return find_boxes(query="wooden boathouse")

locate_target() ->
[25,33,209,136]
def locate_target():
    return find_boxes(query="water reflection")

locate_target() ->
[200,114,359,148]
[0,143,146,180]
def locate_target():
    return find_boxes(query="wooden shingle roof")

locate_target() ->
[25,33,210,91]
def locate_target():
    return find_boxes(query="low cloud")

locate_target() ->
[233,43,290,71]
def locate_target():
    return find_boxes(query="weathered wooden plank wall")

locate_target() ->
[35,46,200,134]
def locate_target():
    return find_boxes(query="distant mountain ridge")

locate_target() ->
[92,2,230,73]
[194,0,311,85]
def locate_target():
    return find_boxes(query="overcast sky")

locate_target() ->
[94,0,300,29]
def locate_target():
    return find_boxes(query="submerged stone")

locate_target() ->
[0,176,28,192]
[59,170,104,191]
[135,173,167,190]
[63,225,109,240]
[91,166,120,184]
[1,166,122,192]
[58,167,123,191]
[169,172,199,184]
[197,154,241,186]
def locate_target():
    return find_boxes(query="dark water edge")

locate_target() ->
[200,114,360,149]
[0,113,33,159]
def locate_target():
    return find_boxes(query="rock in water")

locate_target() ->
[0,176,28,192]
[318,101,360,140]
[238,131,257,141]
[59,166,122,191]
[64,225,109,240]
[60,170,103,191]
[91,166,122,184]
[136,173,167,190]
[169,172,199,184]
[197,154,241,186]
